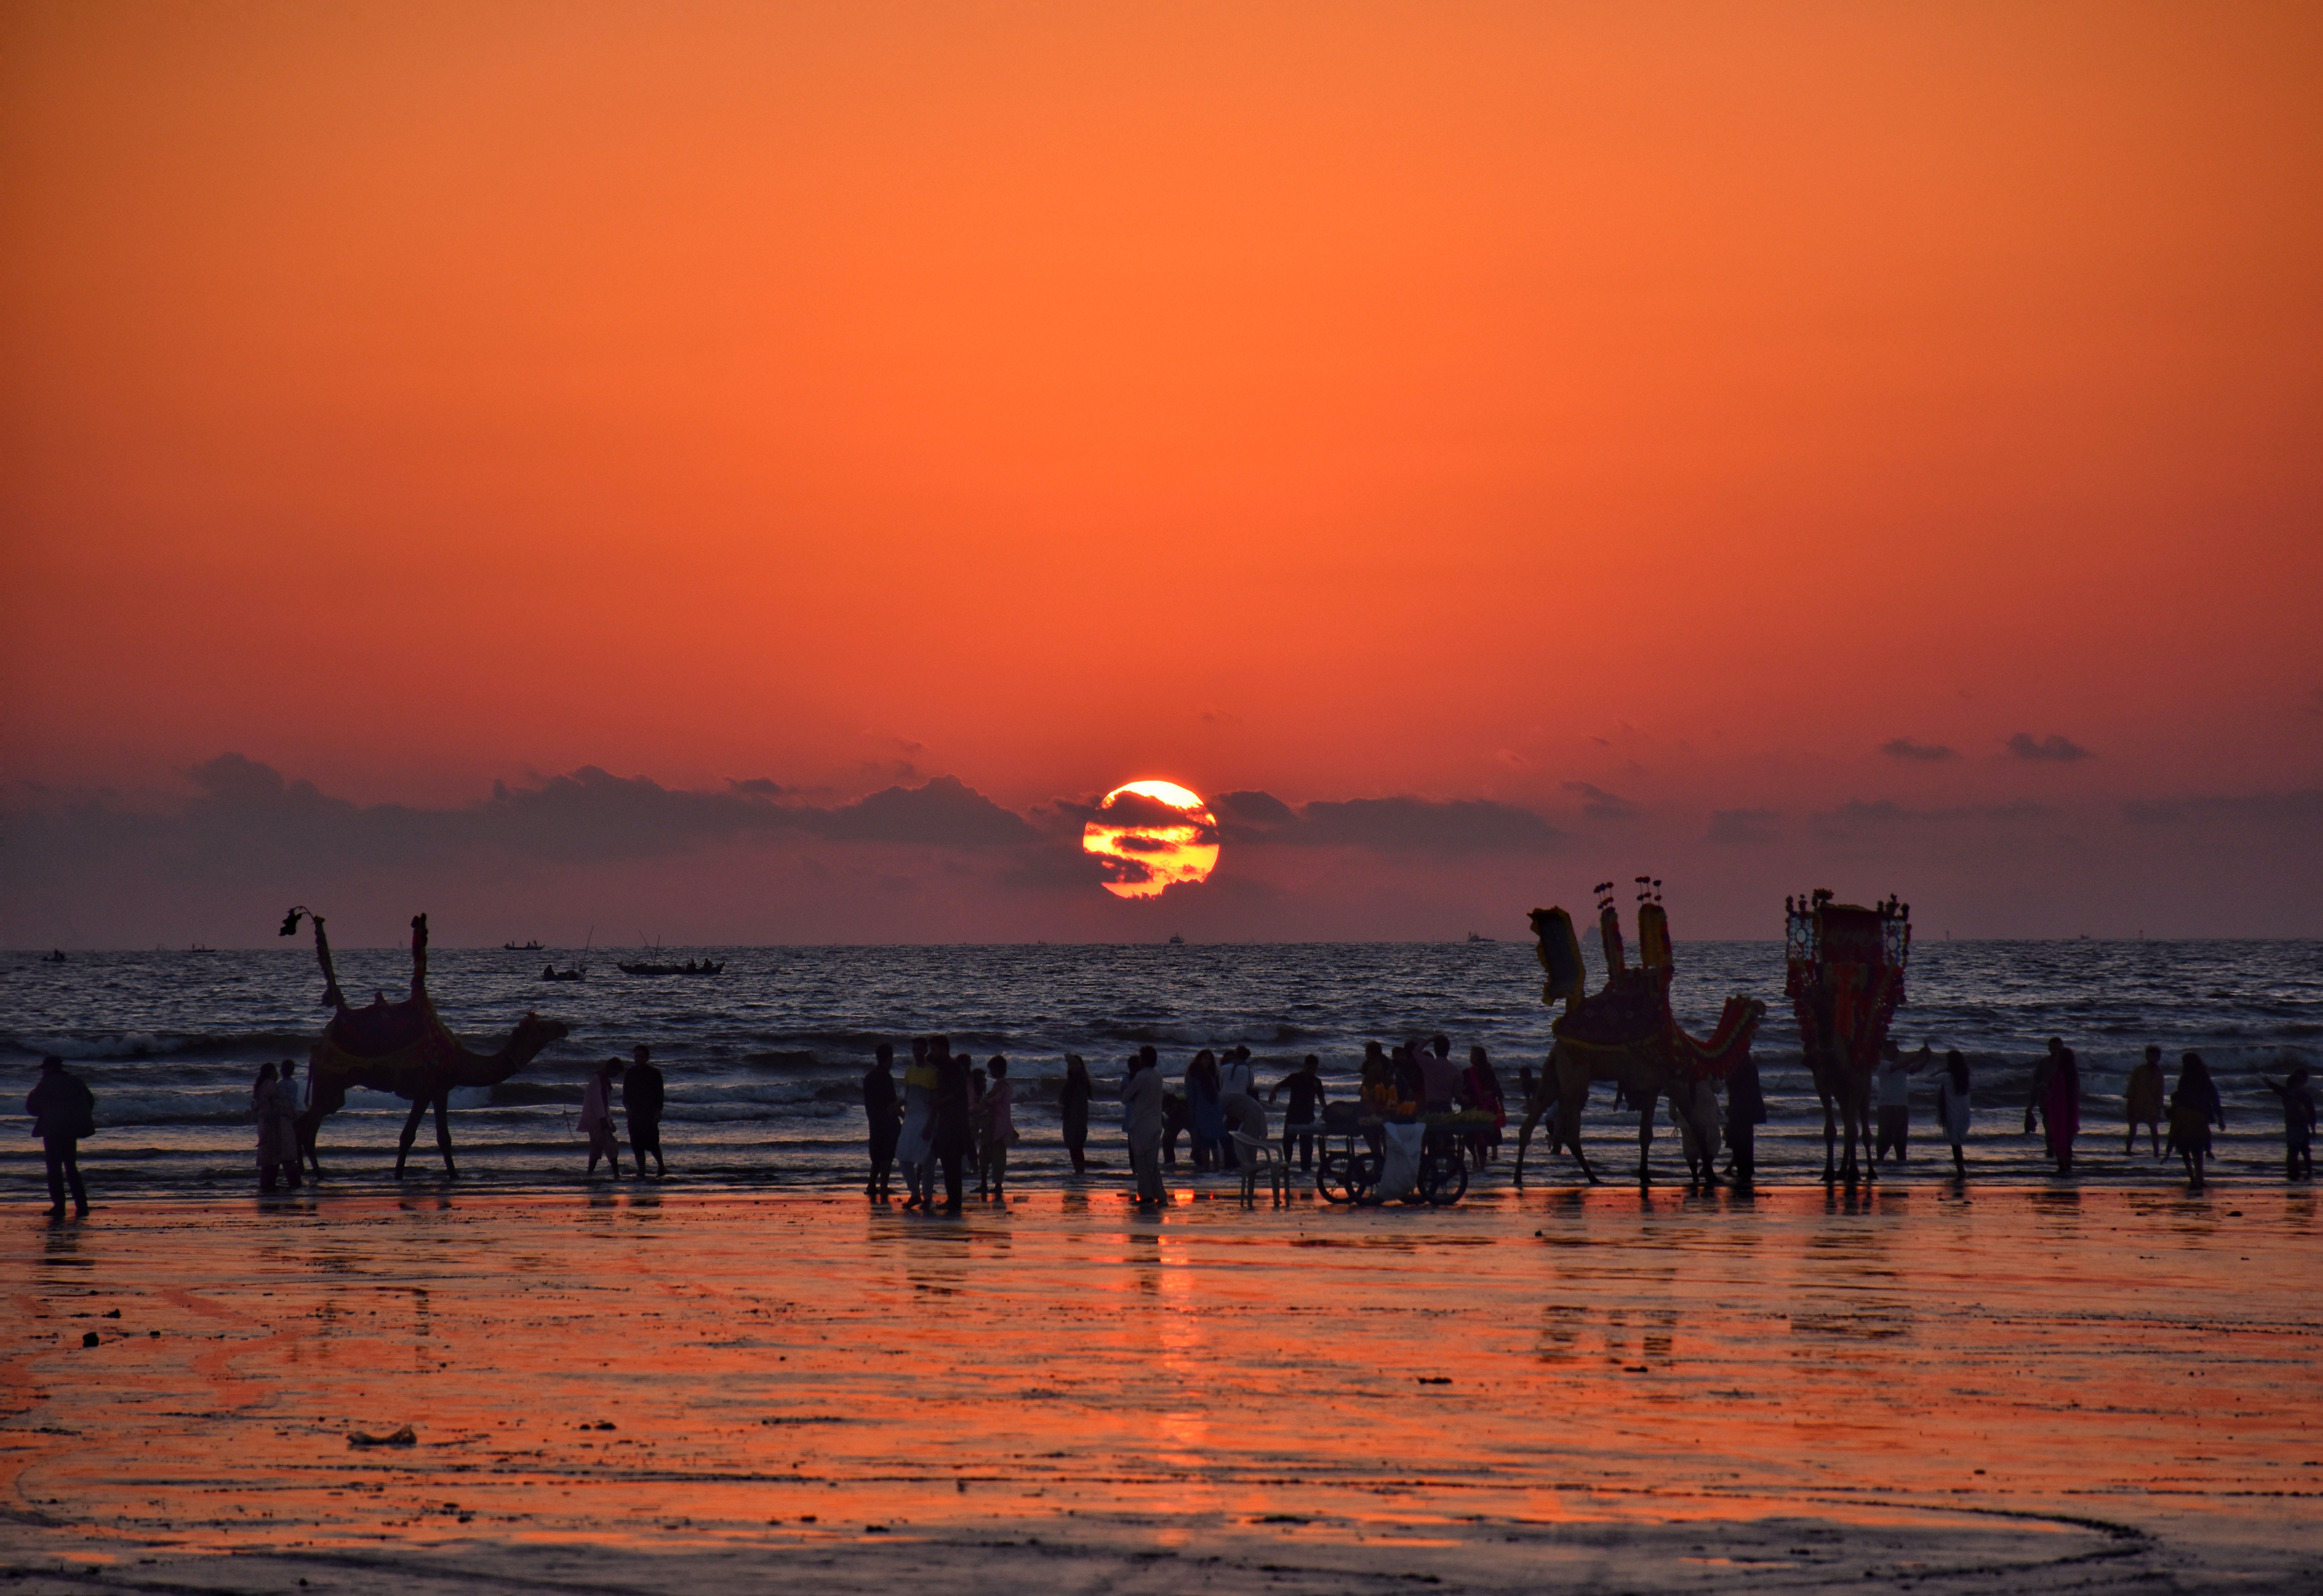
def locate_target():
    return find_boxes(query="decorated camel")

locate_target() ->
[1787,889,1911,1184]
[282,907,569,1177]
[1514,880,1764,1187]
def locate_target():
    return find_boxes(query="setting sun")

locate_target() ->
[1081,780,1221,900]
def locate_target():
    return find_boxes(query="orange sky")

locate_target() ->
[3,2,2320,940]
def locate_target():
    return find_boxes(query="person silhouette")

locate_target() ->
[863,1042,901,1200]
[623,1045,666,1178]
[26,1056,93,1217]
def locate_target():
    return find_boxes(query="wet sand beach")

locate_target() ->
[5,1183,2318,1593]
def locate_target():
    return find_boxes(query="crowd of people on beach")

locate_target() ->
[14,1034,2317,1215]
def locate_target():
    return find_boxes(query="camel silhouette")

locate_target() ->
[1786,891,1910,1184]
[1513,888,1764,1187]
[283,908,569,1177]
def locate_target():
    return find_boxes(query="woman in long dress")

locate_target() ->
[580,1059,624,1178]
[1186,1050,1224,1172]
[1463,1045,1505,1166]
[2169,1051,2224,1188]
[1060,1054,1093,1177]
[2026,1039,2080,1174]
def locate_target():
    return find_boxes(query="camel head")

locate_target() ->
[504,1011,571,1065]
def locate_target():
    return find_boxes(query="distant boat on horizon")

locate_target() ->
[188,943,214,953]
[618,959,724,976]
[1166,934,1184,946]
[1467,932,1494,943]
[504,939,545,951]
[43,949,68,963]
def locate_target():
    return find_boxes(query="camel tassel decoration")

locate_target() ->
[283,908,569,1177]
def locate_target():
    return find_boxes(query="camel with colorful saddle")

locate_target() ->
[1514,879,1764,1187]
[283,907,569,1177]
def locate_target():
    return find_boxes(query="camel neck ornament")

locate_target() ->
[281,907,570,1178]
[1514,879,1766,1188]
[1785,889,1912,1184]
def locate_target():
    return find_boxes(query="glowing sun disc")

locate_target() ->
[1082,780,1221,900]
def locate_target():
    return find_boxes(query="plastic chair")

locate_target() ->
[1230,1131,1287,1205]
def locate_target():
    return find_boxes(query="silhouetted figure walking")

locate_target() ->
[1270,1054,1326,1172]
[2125,1045,2167,1157]
[2261,1065,2314,1181]
[283,1057,321,1178]
[1123,1045,1165,1205]
[930,1036,971,1214]
[1934,1049,1972,1176]
[1463,1045,1505,1166]
[1060,1054,1094,1176]
[2170,1052,2223,1188]
[2026,1037,2080,1174]
[1725,1047,1768,1187]
[253,1062,302,1191]
[897,1038,935,1209]
[979,1055,1016,1200]
[1186,1049,1223,1171]
[863,1042,902,1199]
[1874,1042,1928,1164]
[624,1045,666,1177]
[26,1056,93,1217]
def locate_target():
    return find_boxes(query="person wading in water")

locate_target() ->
[863,1042,902,1200]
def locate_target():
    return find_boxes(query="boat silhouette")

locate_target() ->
[617,958,724,976]
[503,940,545,951]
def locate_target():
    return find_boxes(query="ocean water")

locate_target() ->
[4,938,2317,1195]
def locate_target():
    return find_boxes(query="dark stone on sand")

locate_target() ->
[82,1332,99,1347]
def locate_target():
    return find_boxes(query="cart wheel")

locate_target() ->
[1347,1150,1384,1207]
[1316,1150,1357,1205]
[1421,1149,1468,1206]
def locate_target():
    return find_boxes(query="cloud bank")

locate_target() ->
[6,757,2319,944]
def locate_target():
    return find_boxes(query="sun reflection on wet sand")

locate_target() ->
[2,1186,2317,1588]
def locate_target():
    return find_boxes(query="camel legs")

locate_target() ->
[1633,1087,1658,1187]
[394,1093,459,1177]
[1513,1101,1546,1188]
[395,1099,426,1175]
[431,1093,458,1175]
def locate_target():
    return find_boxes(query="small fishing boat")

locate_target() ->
[1166,934,1184,946]
[504,939,545,952]
[1467,932,1494,944]
[540,964,587,982]
[43,949,68,963]
[617,959,724,976]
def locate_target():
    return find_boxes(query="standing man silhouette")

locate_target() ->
[623,1045,666,1179]
[26,1056,94,1217]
